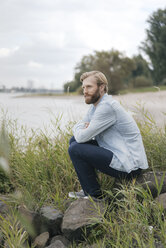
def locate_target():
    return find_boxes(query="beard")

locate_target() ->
[84,88,101,104]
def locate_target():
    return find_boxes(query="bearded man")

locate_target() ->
[68,71,148,200]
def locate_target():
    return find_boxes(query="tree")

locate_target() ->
[141,8,166,84]
[131,55,151,78]
[64,49,135,94]
[130,55,152,87]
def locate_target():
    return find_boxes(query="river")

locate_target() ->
[0,93,88,135]
[0,91,166,135]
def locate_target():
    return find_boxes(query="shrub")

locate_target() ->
[133,76,153,88]
[161,78,166,86]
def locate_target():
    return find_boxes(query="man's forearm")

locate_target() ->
[73,102,116,143]
[73,121,94,143]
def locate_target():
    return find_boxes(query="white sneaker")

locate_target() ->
[68,190,106,202]
[68,190,88,199]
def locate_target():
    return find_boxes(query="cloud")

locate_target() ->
[0,48,11,58]
[28,61,43,68]
[0,47,19,58]
[0,0,166,88]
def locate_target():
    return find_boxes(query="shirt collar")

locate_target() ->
[93,93,108,107]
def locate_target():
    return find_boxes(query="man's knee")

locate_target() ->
[68,141,81,157]
[69,136,76,145]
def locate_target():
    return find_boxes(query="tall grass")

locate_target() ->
[0,208,33,248]
[133,103,166,170]
[6,117,80,210]
[81,183,166,247]
[0,106,166,247]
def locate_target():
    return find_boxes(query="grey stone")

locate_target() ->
[62,198,74,210]
[136,171,166,198]
[38,206,63,237]
[62,198,105,241]
[155,193,166,211]
[33,232,49,248]
[46,240,67,248]
[18,205,37,237]
[51,235,70,246]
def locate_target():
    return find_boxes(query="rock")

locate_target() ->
[62,198,74,210]
[33,232,49,248]
[38,206,63,237]
[62,198,105,241]
[155,193,166,211]
[136,171,166,198]
[50,235,70,246]
[18,205,37,238]
[46,240,67,248]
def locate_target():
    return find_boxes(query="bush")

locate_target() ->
[161,78,166,86]
[133,76,153,88]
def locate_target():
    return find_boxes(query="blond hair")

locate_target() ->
[80,71,108,93]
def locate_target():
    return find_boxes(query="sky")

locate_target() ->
[0,0,166,89]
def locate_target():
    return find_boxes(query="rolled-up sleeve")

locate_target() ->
[73,102,116,143]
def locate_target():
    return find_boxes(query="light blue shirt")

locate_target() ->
[73,93,148,173]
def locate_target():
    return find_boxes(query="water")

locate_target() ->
[0,93,88,134]
[0,91,166,136]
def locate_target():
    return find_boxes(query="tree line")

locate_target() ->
[64,8,166,94]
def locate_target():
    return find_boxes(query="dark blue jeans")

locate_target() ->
[68,136,141,198]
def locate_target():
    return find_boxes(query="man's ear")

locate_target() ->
[100,84,105,93]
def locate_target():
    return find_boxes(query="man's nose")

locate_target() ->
[83,88,87,94]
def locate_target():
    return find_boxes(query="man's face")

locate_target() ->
[82,76,102,105]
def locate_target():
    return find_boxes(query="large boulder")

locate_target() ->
[62,198,105,241]
[45,240,67,248]
[33,232,49,248]
[50,235,70,246]
[18,205,63,238]
[18,205,38,238]
[38,206,63,237]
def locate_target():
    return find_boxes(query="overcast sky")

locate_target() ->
[0,0,165,89]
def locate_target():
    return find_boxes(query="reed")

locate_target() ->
[0,106,165,247]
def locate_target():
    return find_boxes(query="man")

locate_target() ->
[68,71,148,200]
